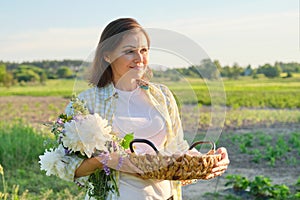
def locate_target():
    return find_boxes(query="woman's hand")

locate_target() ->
[204,147,230,180]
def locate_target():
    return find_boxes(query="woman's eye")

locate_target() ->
[124,50,134,54]
[140,48,148,54]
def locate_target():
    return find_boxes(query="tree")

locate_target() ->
[286,71,293,78]
[15,70,40,82]
[198,59,220,79]
[57,66,74,79]
[244,65,253,76]
[13,65,45,83]
[230,63,243,79]
[213,60,222,74]
[0,64,6,83]
[220,63,244,79]
[276,61,300,73]
[274,63,282,77]
[40,71,47,84]
[257,64,281,78]
[3,72,14,88]
[220,66,231,77]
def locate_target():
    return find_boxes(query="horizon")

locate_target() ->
[2,58,299,70]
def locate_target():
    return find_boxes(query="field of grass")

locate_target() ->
[1,75,299,108]
[0,79,75,97]
[167,76,300,108]
[0,121,85,199]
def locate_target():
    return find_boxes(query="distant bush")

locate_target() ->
[13,65,47,84]
[257,64,281,78]
[286,72,293,78]
[57,66,74,79]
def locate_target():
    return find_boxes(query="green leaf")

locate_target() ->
[121,133,134,149]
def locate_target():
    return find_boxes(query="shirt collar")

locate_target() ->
[102,79,151,101]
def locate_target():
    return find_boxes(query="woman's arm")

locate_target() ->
[75,153,143,178]
[75,157,103,178]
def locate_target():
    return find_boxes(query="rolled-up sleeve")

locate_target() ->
[59,155,85,182]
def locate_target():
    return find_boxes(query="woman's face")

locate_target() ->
[107,31,149,85]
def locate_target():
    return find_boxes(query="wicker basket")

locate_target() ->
[128,139,222,180]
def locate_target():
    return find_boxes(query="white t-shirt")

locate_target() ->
[112,86,172,200]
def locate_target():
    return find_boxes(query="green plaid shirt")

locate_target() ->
[63,82,189,200]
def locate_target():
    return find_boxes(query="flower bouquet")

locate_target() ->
[39,95,132,200]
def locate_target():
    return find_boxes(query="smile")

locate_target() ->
[130,66,143,70]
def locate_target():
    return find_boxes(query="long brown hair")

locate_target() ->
[89,18,150,87]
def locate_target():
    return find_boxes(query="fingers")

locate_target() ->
[204,165,227,180]
[204,170,225,180]
[216,147,227,154]
[211,165,227,173]
[216,147,228,160]
[215,147,230,167]
[203,147,229,180]
[215,158,230,167]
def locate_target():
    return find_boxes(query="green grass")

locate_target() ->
[154,75,300,108]
[0,79,76,97]
[0,120,84,199]
[1,76,300,108]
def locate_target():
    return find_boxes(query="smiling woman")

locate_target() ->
[105,31,149,91]
[39,18,229,200]
[88,18,151,89]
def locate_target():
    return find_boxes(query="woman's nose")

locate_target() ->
[134,52,143,63]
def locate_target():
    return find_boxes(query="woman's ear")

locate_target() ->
[104,57,110,63]
[103,52,111,63]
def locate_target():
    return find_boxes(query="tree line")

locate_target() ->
[154,60,300,80]
[0,60,81,88]
[0,59,299,88]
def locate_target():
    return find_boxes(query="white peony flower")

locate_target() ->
[62,113,112,158]
[39,144,66,177]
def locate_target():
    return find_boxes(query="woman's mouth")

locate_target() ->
[130,65,144,70]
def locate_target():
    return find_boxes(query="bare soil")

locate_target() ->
[182,126,300,199]
[0,96,69,130]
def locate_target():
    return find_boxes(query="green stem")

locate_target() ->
[110,170,120,196]
[1,172,6,195]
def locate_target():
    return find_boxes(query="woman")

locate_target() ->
[64,18,229,200]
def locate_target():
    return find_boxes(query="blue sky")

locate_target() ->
[0,0,299,67]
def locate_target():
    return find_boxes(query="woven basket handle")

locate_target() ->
[188,141,216,151]
[129,139,159,154]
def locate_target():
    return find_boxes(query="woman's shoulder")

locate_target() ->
[77,87,97,99]
[78,84,114,100]
[149,82,172,95]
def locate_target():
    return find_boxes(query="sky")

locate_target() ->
[0,0,299,68]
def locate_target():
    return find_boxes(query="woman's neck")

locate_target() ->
[113,78,138,91]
